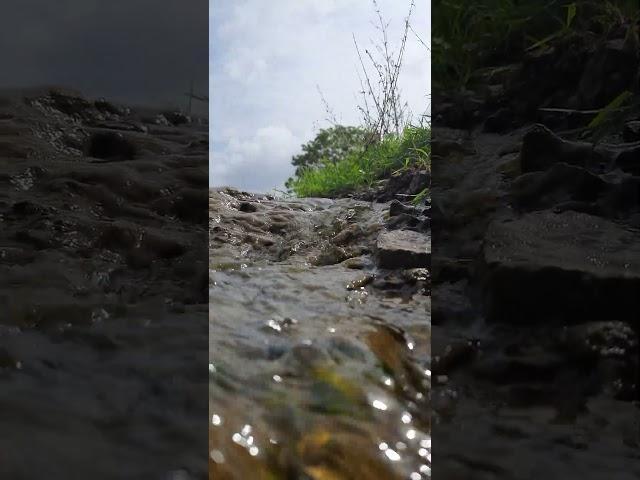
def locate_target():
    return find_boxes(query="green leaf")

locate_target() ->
[565,3,577,28]
[587,90,632,129]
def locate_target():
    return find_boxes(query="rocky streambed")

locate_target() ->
[431,125,640,478]
[429,17,640,477]
[209,188,431,479]
[0,87,208,479]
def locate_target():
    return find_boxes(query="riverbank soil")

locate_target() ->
[0,87,208,478]
[432,3,640,478]
[209,185,430,478]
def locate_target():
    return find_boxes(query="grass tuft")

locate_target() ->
[432,0,639,90]
[291,126,430,198]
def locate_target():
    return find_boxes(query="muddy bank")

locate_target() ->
[209,188,431,479]
[431,21,640,479]
[0,87,208,479]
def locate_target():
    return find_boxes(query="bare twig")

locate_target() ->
[353,0,417,140]
[316,84,339,126]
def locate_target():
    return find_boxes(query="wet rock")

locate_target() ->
[372,271,410,291]
[389,199,416,216]
[142,233,187,259]
[433,339,480,375]
[408,170,430,194]
[483,211,640,324]
[48,90,93,117]
[368,169,430,202]
[613,143,640,175]
[377,230,430,269]
[346,273,375,291]
[238,201,257,213]
[11,200,48,217]
[332,224,363,246]
[511,162,605,212]
[309,244,350,266]
[385,213,423,231]
[520,124,609,173]
[341,257,367,269]
[163,111,191,126]
[562,321,638,360]
[85,131,137,160]
[403,268,430,284]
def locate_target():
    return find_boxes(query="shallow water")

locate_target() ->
[209,189,431,479]
[0,88,208,478]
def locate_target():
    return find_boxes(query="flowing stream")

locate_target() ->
[209,188,431,479]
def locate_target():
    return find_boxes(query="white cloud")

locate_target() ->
[210,0,430,191]
[212,125,301,192]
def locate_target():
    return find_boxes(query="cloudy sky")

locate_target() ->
[210,0,430,192]
[0,1,208,112]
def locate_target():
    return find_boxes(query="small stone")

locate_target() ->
[346,273,375,291]
[389,200,415,217]
[341,257,366,269]
[238,201,257,213]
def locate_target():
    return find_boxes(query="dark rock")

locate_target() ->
[85,131,137,160]
[408,171,430,195]
[483,107,514,133]
[11,201,47,216]
[623,121,640,142]
[389,200,415,217]
[386,213,421,230]
[346,273,375,291]
[511,162,606,212]
[520,124,609,173]
[310,244,350,266]
[613,143,640,175]
[94,98,125,115]
[49,90,93,117]
[562,321,638,360]
[483,211,640,325]
[377,230,430,269]
[238,201,257,213]
[433,339,480,375]
[163,111,191,126]
[332,224,363,246]
[371,169,430,202]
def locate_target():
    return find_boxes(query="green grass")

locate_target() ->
[290,126,430,198]
[433,0,639,90]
